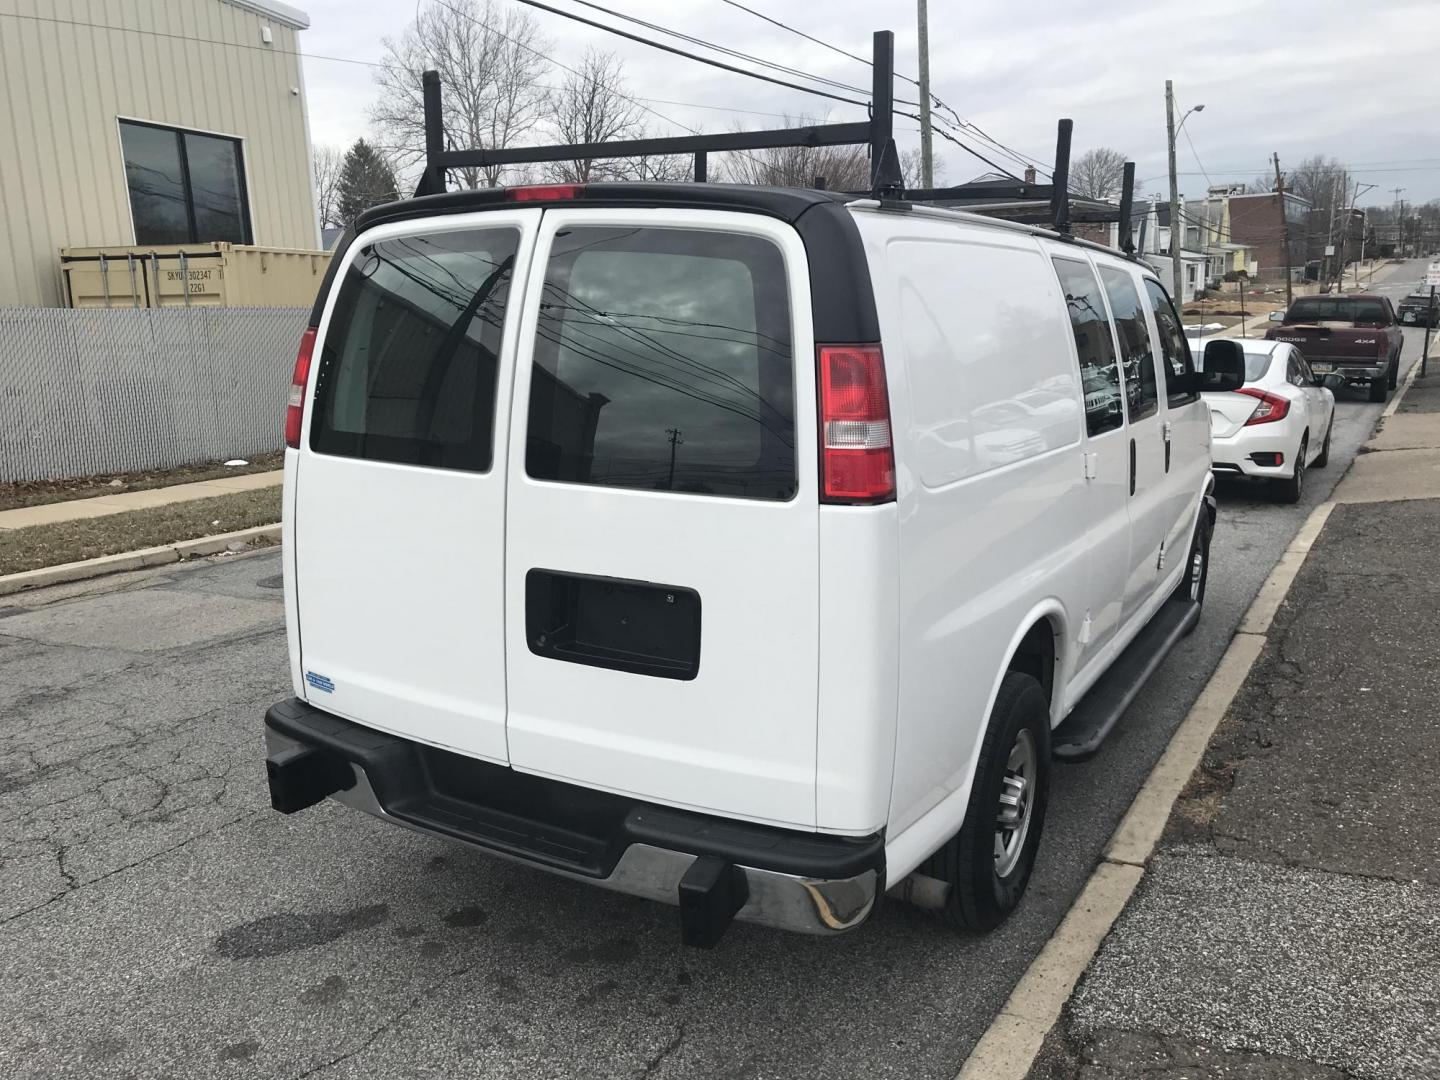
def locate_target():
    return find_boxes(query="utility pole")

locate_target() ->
[1166,80,1183,304]
[916,0,933,189]
[664,427,683,490]
[1343,181,1376,289]
[1392,188,1406,259]
[1274,152,1292,308]
[1324,173,1340,287]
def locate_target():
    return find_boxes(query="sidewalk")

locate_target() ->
[0,469,280,530]
[1028,371,1440,1078]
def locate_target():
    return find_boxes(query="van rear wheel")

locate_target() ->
[924,671,1050,932]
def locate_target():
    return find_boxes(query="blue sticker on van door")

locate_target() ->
[305,671,335,694]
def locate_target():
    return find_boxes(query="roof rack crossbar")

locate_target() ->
[431,121,873,171]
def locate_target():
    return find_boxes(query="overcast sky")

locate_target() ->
[296,0,1440,207]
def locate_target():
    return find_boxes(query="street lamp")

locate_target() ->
[1176,103,1205,135]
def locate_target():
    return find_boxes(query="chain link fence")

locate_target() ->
[0,306,307,483]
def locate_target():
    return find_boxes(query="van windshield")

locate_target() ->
[525,227,796,500]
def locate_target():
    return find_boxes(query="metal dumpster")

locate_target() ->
[60,243,332,308]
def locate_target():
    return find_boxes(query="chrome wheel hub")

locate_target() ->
[994,728,1037,878]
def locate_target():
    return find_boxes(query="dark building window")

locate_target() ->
[119,120,252,245]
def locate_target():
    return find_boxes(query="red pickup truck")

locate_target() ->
[1265,294,1403,402]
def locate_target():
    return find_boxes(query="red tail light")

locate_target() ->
[285,327,316,449]
[818,345,895,503]
[507,184,583,202]
[1237,386,1289,426]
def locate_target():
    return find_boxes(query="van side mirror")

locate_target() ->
[1198,339,1246,392]
[1268,310,1285,322]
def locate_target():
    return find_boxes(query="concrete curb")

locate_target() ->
[0,523,280,597]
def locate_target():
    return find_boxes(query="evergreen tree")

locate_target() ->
[336,139,399,222]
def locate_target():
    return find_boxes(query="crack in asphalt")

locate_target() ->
[639,1023,686,1077]
[289,958,487,1079]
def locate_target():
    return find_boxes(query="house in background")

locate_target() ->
[0,0,319,307]
[1227,190,1313,283]
[1127,198,1207,304]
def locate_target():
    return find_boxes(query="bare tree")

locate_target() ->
[312,144,344,229]
[540,50,691,183]
[899,147,945,189]
[618,152,693,182]
[720,117,870,189]
[544,49,646,183]
[371,0,549,189]
[1285,154,1351,220]
[1069,147,1127,201]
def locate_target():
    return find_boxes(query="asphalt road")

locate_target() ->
[0,259,1432,1080]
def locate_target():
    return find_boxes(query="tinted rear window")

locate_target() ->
[1288,298,1387,323]
[525,227,796,500]
[310,228,520,471]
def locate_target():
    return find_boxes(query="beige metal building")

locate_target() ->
[0,0,320,307]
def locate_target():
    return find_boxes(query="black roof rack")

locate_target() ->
[412,27,1138,248]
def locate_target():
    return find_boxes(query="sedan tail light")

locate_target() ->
[1236,386,1289,426]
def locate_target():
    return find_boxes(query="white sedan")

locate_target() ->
[1202,339,1338,503]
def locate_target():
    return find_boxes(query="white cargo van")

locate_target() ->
[265,182,1244,946]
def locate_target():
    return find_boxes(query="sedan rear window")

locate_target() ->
[1240,352,1273,383]
[525,227,796,500]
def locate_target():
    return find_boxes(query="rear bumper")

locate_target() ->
[1306,359,1387,382]
[263,698,882,944]
[1211,428,1297,478]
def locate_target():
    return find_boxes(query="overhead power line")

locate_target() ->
[558,0,884,102]
[712,0,1051,177]
[717,0,886,77]
[504,0,871,108]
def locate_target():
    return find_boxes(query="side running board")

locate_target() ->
[1051,599,1201,762]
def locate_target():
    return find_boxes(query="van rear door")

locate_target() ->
[502,209,821,828]
[293,210,541,763]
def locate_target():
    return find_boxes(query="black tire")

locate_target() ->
[1274,436,1307,503]
[1368,377,1389,403]
[924,672,1050,932]
[1388,355,1399,391]
[1313,419,1332,468]
[1172,510,1211,617]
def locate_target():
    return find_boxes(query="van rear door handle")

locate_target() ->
[1129,439,1137,496]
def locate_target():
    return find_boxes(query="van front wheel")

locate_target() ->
[925,671,1050,932]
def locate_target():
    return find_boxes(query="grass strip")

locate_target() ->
[0,451,284,512]
[0,487,281,577]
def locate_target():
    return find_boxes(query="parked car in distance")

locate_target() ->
[1398,290,1439,328]
[1265,294,1403,402]
[1206,339,1340,503]
[264,182,1243,947]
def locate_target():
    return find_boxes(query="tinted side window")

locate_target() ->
[1142,278,1197,406]
[1099,267,1159,422]
[310,228,520,471]
[119,120,251,245]
[526,227,796,500]
[1053,258,1124,436]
